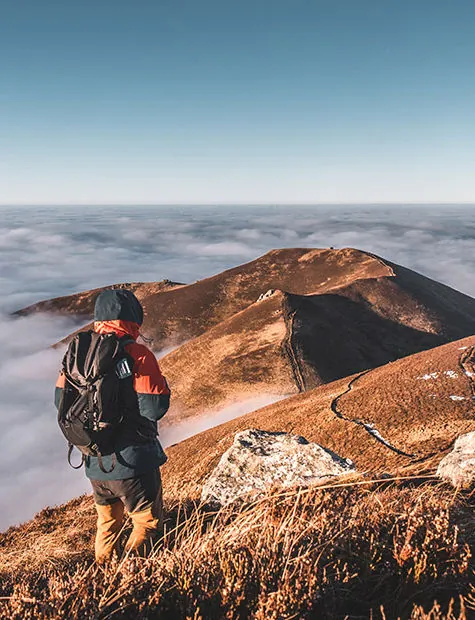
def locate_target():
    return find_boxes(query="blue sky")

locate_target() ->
[1,0,474,204]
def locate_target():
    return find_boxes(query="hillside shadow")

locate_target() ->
[284,292,449,388]
[388,261,475,338]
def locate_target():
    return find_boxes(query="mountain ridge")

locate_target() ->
[16,247,475,428]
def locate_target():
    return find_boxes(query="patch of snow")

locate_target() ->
[459,346,469,350]
[419,370,460,380]
[362,422,392,448]
[450,395,466,401]
[359,421,413,456]
[464,371,475,378]
[444,370,458,379]
[418,372,439,380]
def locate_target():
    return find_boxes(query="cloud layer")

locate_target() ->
[1,204,475,530]
[160,395,286,449]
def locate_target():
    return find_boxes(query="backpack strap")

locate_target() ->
[138,333,154,345]
[68,443,85,469]
[119,335,135,347]
[97,451,117,474]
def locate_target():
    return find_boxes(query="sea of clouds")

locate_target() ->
[1,204,475,530]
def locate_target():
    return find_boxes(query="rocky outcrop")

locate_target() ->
[201,429,355,506]
[437,431,475,489]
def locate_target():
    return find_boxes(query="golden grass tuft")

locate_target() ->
[0,476,473,619]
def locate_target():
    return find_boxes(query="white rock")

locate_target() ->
[437,432,475,489]
[256,289,276,302]
[201,429,355,506]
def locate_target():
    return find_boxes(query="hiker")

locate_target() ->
[54,289,170,563]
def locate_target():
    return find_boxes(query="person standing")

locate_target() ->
[55,289,170,563]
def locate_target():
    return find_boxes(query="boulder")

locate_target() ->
[437,431,475,489]
[201,428,355,506]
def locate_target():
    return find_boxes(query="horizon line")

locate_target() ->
[1,201,475,208]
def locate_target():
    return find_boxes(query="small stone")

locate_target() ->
[201,429,355,506]
[437,432,475,489]
[256,289,276,302]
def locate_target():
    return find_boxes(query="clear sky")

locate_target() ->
[1,0,474,205]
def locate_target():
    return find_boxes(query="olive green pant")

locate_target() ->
[91,468,163,563]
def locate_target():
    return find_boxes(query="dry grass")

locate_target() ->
[0,478,473,619]
[160,336,475,503]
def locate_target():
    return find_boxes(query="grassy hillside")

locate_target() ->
[162,337,475,499]
[6,251,475,617]
[0,478,473,618]
[1,338,475,617]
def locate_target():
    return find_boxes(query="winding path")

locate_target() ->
[282,308,306,393]
[330,369,415,458]
[459,346,475,402]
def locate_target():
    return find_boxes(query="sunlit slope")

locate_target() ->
[16,280,184,319]
[18,247,475,428]
[18,248,391,348]
[159,290,297,423]
[159,256,475,423]
[163,337,475,498]
[136,247,393,349]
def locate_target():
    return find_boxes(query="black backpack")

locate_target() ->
[57,330,134,473]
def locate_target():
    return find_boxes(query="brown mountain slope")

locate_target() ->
[284,271,472,389]
[159,266,475,424]
[159,290,297,422]
[22,247,475,426]
[162,337,475,499]
[16,280,184,318]
[2,339,475,609]
[17,248,392,349]
[137,248,394,349]
[17,249,475,368]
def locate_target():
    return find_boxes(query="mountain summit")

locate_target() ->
[21,248,475,424]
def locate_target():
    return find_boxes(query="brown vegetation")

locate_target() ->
[6,249,475,617]
[162,337,475,497]
[0,478,473,619]
[160,290,297,421]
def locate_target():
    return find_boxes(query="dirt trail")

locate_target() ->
[330,344,475,459]
[282,309,306,392]
[459,346,475,400]
[330,369,415,457]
